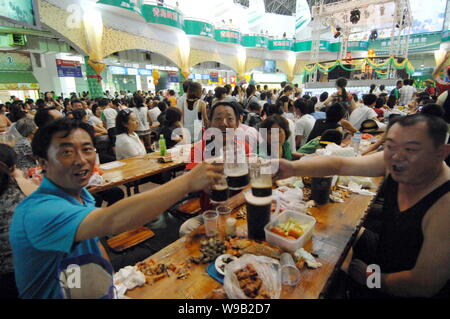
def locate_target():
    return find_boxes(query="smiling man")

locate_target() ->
[9,118,224,298]
[275,114,450,298]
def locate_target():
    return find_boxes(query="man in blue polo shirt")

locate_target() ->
[10,118,224,298]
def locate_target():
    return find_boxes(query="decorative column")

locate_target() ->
[85,56,105,98]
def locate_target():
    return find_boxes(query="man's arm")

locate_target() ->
[75,162,223,242]
[275,151,386,180]
[380,194,450,297]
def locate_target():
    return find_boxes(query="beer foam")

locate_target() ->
[212,184,228,191]
[244,191,272,205]
[251,180,272,188]
[225,168,249,177]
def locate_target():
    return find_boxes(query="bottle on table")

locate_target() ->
[350,131,361,154]
[159,134,167,156]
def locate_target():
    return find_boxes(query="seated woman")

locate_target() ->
[114,109,147,160]
[258,115,302,160]
[156,107,183,149]
[307,102,345,142]
[0,143,38,298]
[72,109,108,137]
[13,118,38,173]
[297,129,343,155]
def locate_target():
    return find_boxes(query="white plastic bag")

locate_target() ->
[223,254,281,299]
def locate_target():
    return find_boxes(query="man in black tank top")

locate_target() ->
[274,114,450,298]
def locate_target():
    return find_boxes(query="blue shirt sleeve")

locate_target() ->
[23,197,96,254]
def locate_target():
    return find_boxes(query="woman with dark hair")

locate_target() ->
[369,84,377,94]
[156,107,183,149]
[244,84,258,108]
[276,85,294,115]
[374,97,386,119]
[324,78,357,116]
[131,95,152,150]
[167,89,177,107]
[213,86,227,105]
[258,115,298,160]
[114,109,146,160]
[72,108,107,137]
[0,143,37,298]
[181,82,209,142]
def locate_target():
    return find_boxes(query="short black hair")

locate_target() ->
[319,92,329,102]
[72,109,87,120]
[294,99,311,115]
[248,102,261,112]
[36,99,46,108]
[99,98,110,107]
[325,103,345,123]
[265,104,283,117]
[320,129,343,145]
[421,104,445,118]
[375,97,386,109]
[31,118,95,160]
[34,107,57,128]
[260,92,267,100]
[388,114,448,147]
[164,107,182,126]
[363,94,377,106]
[182,80,192,92]
[259,114,291,140]
[157,101,168,112]
[91,104,100,116]
[209,101,239,121]
[214,86,227,99]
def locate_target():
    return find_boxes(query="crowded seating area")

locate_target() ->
[0,0,449,302]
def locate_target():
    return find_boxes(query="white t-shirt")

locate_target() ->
[286,118,296,153]
[148,108,161,123]
[115,132,146,160]
[349,105,378,131]
[132,106,150,131]
[88,115,102,126]
[294,114,316,147]
[399,85,417,106]
[103,107,117,130]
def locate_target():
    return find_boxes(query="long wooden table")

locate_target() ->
[126,177,382,299]
[88,153,186,194]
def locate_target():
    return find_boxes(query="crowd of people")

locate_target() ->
[0,52,449,299]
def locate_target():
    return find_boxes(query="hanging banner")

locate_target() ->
[369,32,442,54]
[269,39,292,51]
[56,59,83,78]
[214,29,241,44]
[168,70,179,82]
[347,41,369,51]
[97,0,143,15]
[141,3,183,30]
[0,0,35,26]
[241,35,269,49]
[247,0,265,33]
[0,51,32,71]
[184,19,215,39]
[138,68,153,76]
[295,0,311,33]
[210,72,219,83]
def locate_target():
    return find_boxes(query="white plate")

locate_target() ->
[215,254,238,276]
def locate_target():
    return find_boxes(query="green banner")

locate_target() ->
[214,29,241,44]
[369,32,442,54]
[269,39,292,51]
[347,41,369,51]
[97,0,143,15]
[0,51,32,71]
[184,20,214,39]
[0,0,35,25]
[241,35,269,49]
[142,4,183,30]
[293,40,330,52]
[441,30,450,43]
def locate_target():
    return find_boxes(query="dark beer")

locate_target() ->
[226,167,249,190]
[251,181,272,197]
[245,192,272,241]
[211,184,229,203]
[311,177,332,205]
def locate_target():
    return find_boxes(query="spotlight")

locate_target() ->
[369,30,378,40]
[334,26,342,38]
[350,9,360,24]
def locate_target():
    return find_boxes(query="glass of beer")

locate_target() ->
[225,162,249,190]
[210,175,229,203]
[245,191,272,241]
[249,157,273,197]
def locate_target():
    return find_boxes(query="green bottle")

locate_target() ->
[159,134,167,156]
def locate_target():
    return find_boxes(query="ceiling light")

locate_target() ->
[350,9,360,24]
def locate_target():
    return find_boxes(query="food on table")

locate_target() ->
[302,187,312,201]
[234,264,271,299]
[215,254,238,275]
[205,288,228,299]
[235,207,247,220]
[361,133,374,140]
[189,238,226,264]
[136,259,173,284]
[174,263,192,280]
[242,244,282,259]
[224,237,282,259]
[302,177,312,186]
[269,217,305,240]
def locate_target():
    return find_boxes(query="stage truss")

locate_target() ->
[309,0,413,82]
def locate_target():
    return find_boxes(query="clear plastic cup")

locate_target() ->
[280,253,301,286]
[202,210,219,237]
[216,205,231,216]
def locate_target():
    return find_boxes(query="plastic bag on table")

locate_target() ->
[223,254,281,299]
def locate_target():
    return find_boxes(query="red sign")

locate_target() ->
[56,59,81,67]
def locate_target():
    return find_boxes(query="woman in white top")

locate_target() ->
[181,82,209,143]
[114,109,147,160]
[131,95,152,150]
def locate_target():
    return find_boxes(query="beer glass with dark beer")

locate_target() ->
[210,175,229,203]
[249,157,273,197]
[245,191,272,241]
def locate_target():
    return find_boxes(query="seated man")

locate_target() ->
[275,114,450,298]
[9,118,223,298]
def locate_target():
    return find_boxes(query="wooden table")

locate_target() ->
[126,178,382,299]
[88,153,186,194]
